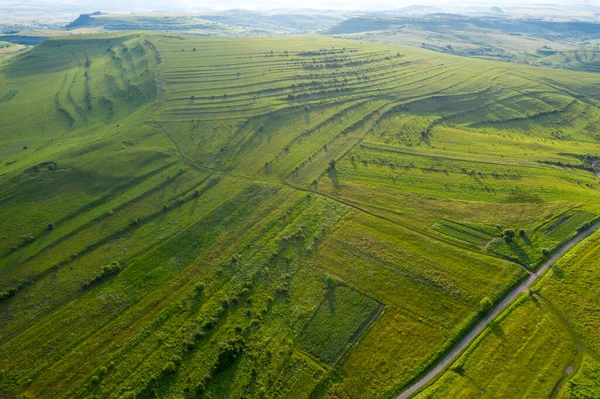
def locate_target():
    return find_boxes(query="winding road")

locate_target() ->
[396,221,600,398]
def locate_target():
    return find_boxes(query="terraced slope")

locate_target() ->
[1,33,600,399]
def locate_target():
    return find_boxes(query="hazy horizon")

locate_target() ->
[2,0,600,14]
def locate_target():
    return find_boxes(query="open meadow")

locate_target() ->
[1,32,600,398]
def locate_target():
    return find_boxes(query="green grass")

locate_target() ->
[432,220,498,249]
[416,296,578,399]
[1,32,600,399]
[563,354,600,399]
[298,285,380,364]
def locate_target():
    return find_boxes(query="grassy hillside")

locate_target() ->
[1,33,600,399]
[326,15,600,74]
[64,11,345,36]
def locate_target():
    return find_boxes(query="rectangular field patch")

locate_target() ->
[299,285,381,365]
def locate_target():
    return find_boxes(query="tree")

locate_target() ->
[328,159,336,170]
[542,248,550,256]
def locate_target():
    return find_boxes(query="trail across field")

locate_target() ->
[397,219,600,399]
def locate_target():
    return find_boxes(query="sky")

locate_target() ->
[1,0,598,18]
[2,0,597,10]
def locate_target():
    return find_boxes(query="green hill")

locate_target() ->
[1,33,600,399]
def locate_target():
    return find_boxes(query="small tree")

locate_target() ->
[162,362,177,375]
[542,248,550,256]
[328,159,336,170]
[479,297,493,313]
[48,223,55,231]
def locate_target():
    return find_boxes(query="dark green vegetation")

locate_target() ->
[1,32,600,399]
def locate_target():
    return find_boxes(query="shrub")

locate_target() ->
[162,362,177,375]
[91,375,100,384]
[542,248,551,256]
[48,223,55,231]
[0,287,17,300]
[194,282,205,295]
[328,159,336,170]
[479,297,493,313]
[503,229,516,238]
[215,339,244,371]
[519,229,526,237]
[194,381,206,394]
[82,261,122,289]
[502,228,516,242]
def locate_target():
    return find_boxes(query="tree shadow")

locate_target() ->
[489,320,506,340]
[328,168,340,188]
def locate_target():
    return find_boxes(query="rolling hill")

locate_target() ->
[1,32,600,399]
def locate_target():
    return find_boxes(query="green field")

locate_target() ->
[418,228,600,399]
[1,31,600,399]
[327,15,600,74]
[416,296,578,398]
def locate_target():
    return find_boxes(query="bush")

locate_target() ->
[503,229,515,238]
[0,287,17,300]
[48,223,55,231]
[479,297,493,313]
[502,228,516,243]
[82,261,122,289]
[215,339,244,371]
[519,229,526,237]
[162,362,177,375]
[91,375,100,384]
[194,282,205,295]
[542,248,551,256]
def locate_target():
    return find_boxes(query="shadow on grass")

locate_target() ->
[328,168,340,188]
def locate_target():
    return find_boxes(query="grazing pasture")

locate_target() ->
[1,32,600,399]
